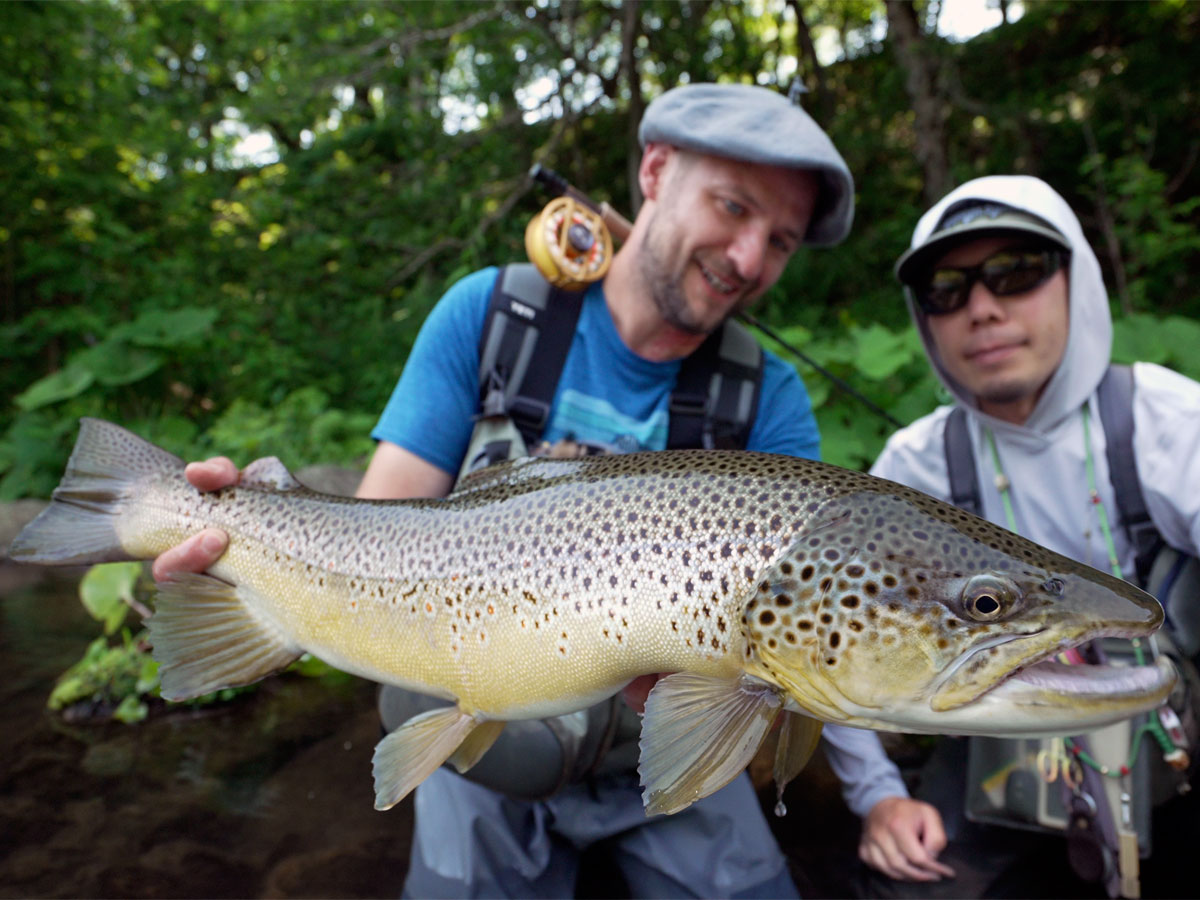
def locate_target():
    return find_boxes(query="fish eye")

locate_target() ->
[962,575,1016,621]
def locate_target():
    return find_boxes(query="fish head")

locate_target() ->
[742,480,1175,737]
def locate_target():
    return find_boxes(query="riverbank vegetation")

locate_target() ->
[3,0,1198,491]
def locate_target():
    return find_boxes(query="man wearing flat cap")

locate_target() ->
[151,81,941,897]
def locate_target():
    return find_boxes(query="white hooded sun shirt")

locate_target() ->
[873,175,1200,574]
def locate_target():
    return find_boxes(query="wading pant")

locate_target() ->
[402,767,798,899]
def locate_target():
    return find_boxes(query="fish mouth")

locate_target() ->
[934,627,1177,715]
[1003,656,1176,699]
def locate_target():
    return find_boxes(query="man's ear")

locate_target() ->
[639,143,675,203]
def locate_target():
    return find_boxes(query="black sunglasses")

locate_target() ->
[912,247,1067,316]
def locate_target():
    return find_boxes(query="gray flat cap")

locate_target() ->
[638,82,854,246]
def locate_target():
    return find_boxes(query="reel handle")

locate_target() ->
[529,164,632,242]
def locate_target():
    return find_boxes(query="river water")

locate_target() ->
[0,564,863,898]
[0,567,413,898]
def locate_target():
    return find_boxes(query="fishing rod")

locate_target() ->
[524,164,904,429]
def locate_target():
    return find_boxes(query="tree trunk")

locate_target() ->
[886,0,953,204]
[787,0,831,125]
[621,0,645,216]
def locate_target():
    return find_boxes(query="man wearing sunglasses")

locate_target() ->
[861,174,1200,896]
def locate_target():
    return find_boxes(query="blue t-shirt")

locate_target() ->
[372,267,820,474]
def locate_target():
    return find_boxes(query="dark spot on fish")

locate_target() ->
[759,610,776,626]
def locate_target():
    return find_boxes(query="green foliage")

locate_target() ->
[1112,314,1200,383]
[15,308,218,412]
[201,386,376,466]
[79,562,144,636]
[1,0,1197,493]
[761,316,942,469]
[48,632,160,724]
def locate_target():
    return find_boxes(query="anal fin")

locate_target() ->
[373,706,491,810]
[638,672,782,816]
[148,572,301,700]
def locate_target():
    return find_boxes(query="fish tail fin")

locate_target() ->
[372,708,501,810]
[149,572,302,700]
[9,418,184,565]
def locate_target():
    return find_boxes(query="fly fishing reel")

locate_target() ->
[524,194,614,290]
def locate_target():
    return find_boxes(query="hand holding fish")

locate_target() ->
[149,458,236,582]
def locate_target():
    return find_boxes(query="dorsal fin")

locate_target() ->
[240,457,302,491]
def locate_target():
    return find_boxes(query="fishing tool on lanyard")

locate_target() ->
[524,165,632,290]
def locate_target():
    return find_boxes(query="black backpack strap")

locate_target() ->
[667,319,763,450]
[478,264,586,448]
[943,405,982,517]
[1097,364,1164,587]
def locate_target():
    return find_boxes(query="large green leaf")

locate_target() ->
[79,562,144,636]
[75,341,165,386]
[117,307,220,348]
[851,323,918,381]
[14,365,94,411]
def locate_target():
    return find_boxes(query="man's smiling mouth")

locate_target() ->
[698,261,741,296]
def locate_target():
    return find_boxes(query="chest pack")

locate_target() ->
[464,263,764,474]
[946,364,1200,898]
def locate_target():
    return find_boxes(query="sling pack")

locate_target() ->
[464,262,764,475]
[947,364,1199,898]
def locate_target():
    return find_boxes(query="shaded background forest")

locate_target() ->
[3,0,1199,495]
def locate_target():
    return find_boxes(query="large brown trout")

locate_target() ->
[12,419,1175,815]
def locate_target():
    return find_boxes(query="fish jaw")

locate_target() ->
[950,654,1179,736]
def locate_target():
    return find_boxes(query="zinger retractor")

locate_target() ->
[524,195,614,290]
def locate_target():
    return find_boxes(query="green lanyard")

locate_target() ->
[984,408,1181,775]
[983,405,1124,579]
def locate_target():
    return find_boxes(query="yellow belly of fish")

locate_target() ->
[205,538,748,720]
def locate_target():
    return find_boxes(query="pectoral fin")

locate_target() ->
[638,673,782,816]
[149,573,302,700]
[772,711,822,816]
[373,706,489,810]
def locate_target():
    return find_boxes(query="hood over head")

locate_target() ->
[897,176,1111,434]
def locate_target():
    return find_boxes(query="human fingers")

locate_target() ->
[860,832,944,883]
[621,674,663,713]
[184,457,240,492]
[151,528,229,582]
[860,798,955,882]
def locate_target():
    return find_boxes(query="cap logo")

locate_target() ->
[936,201,1017,232]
